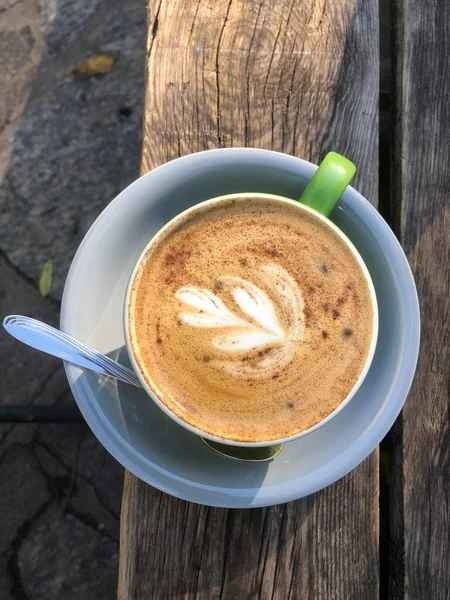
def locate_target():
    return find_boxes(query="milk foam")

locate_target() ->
[176,264,304,378]
[128,195,374,443]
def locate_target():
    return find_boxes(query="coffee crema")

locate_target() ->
[128,196,374,443]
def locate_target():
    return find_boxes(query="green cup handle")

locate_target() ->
[299,152,356,217]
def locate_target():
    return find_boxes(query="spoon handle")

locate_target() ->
[3,315,142,388]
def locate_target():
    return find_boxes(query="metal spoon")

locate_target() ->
[3,315,282,462]
[2,315,141,387]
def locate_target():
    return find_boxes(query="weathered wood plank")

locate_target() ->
[141,0,378,203]
[119,1,379,599]
[390,0,450,597]
[119,462,379,600]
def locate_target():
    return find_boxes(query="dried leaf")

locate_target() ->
[39,260,53,297]
[75,54,116,76]
[72,217,80,235]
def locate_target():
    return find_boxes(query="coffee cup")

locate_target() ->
[124,153,379,449]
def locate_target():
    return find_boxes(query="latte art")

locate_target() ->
[176,264,304,378]
[128,195,374,443]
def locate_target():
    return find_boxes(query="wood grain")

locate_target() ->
[141,0,378,203]
[119,462,379,600]
[390,0,450,597]
[119,1,380,598]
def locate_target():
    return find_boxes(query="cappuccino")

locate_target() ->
[127,196,374,443]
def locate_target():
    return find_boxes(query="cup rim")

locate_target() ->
[124,192,379,447]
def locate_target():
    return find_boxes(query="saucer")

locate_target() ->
[60,149,420,508]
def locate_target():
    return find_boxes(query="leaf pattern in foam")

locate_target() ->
[175,287,251,328]
[175,264,305,378]
[260,264,304,341]
[212,331,281,353]
[219,276,285,338]
[217,342,296,379]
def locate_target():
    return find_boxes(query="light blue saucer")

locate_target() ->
[60,149,420,508]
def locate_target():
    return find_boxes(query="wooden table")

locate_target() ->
[118,1,449,598]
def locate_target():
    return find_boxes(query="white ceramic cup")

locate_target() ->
[124,192,379,448]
